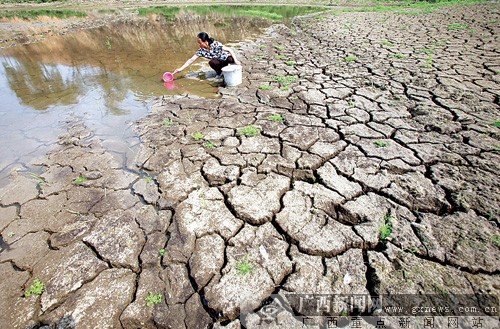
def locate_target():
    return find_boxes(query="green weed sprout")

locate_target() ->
[25,279,45,298]
[73,175,87,185]
[192,132,205,141]
[145,292,163,307]
[236,257,253,275]
[239,125,260,137]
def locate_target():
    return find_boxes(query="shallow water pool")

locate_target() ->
[0,15,269,187]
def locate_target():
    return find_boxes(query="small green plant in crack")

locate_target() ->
[145,292,162,307]
[259,84,272,91]
[239,125,260,137]
[492,235,500,247]
[105,37,112,50]
[203,140,216,149]
[192,132,205,141]
[344,55,357,63]
[424,54,434,68]
[7,232,15,238]
[392,53,408,59]
[25,279,45,298]
[158,248,166,257]
[275,44,285,51]
[275,54,287,60]
[268,114,285,123]
[235,257,253,275]
[29,172,46,187]
[274,75,297,88]
[72,175,87,185]
[494,120,500,128]
[379,214,394,241]
[162,118,174,127]
[374,140,389,148]
[418,47,434,55]
[285,60,296,66]
[144,176,153,184]
[448,23,469,31]
[381,39,394,47]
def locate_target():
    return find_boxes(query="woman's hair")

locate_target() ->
[197,32,214,45]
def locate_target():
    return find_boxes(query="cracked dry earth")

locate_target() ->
[1,3,500,329]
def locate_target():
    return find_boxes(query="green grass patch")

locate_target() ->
[492,235,500,247]
[336,0,487,15]
[203,140,216,149]
[192,132,204,141]
[163,118,174,127]
[183,5,327,22]
[424,54,434,68]
[275,54,287,60]
[493,120,500,128]
[381,39,394,47]
[138,6,180,20]
[274,75,297,87]
[144,176,153,184]
[72,175,87,185]
[448,22,469,30]
[25,279,45,298]
[259,84,272,91]
[235,257,253,275]
[158,249,166,256]
[139,5,329,22]
[238,125,260,137]
[275,44,286,51]
[344,55,358,63]
[285,60,296,66]
[97,9,117,14]
[380,214,394,241]
[418,47,435,55]
[145,292,162,307]
[268,114,285,123]
[0,0,62,3]
[0,9,86,20]
[392,53,408,59]
[374,140,389,148]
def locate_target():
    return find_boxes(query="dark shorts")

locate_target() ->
[208,56,235,75]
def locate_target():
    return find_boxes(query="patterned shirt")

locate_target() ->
[195,41,229,61]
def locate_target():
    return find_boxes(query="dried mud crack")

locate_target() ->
[1,2,499,328]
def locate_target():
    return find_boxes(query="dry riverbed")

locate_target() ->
[0,2,499,328]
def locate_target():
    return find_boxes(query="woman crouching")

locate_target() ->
[173,32,241,77]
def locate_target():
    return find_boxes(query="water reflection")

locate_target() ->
[0,15,269,187]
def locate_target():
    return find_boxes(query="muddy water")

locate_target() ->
[0,16,269,187]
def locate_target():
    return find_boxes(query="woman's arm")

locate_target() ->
[222,46,241,65]
[173,54,199,74]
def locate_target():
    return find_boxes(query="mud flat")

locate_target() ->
[0,2,499,328]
